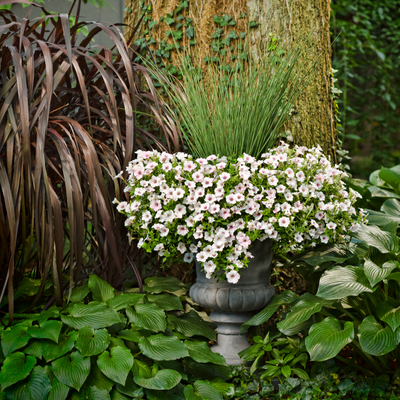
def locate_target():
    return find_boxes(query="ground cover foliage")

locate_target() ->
[0,0,184,323]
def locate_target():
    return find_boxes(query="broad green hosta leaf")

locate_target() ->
[4,366,51,400]
[210,378,235,396]
[183,359,233,381]
[277,294,327,332]
[52,351,91,391]
[299,245,354,266]
[364,210,400,227]
[1,325,30,357]
[97,346,134,385]
[279,316,323,336]
[111,390,130,400]
[316,266,372,300]
[377,302,400,332]
[305,318,354,361]
[37,308,60,324]
[143,276,188,296]
[85,361,114,393]
[116,372,144,397]
[88,386,111,400]
[118,329,141,342]
[126,303,166,332]
[146,385,185,400]
[364,260,398,287]
[147,293,184,311]
[48,377,70,400]
[353,225,398,254]
[168,311,216,340]
[379,167,400,189]
[184,381,223,400]
[358,316,400,356]
[370,170,386,187]
[62,302,121,330]
[88,275,115,303]
[240,291,297,333]
[27,320,62,343]
[42,332,78,362]
[22,339,44,359]
[75,327,110,357]
[382,198,400,217]
[132,359,153,379]
[0,352,36,390]
[69,286,90,303]
[139,334,189,361]
[133,369,182,390]
[368,186,400,199]
[185,341,226,365]
[106,293,143,310]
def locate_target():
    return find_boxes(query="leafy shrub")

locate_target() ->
[0,1,183,321]
[0,275,234,399]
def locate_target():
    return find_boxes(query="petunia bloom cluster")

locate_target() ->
[114,143,366,284]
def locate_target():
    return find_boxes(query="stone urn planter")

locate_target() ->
[189,239,275,365]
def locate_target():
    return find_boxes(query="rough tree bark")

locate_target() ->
[124,0,337,161]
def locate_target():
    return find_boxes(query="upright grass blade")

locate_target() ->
[0,0,181,315]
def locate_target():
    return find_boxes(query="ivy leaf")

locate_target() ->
[364,260,398,287]
[0,352,36,390]
[139,334,189,361]
[168,310,216,340]
[42,331,78,362]
[185,25,194,39]
[1,325,30,357]
[305,318,354,361]
[126,303,166,332]
[185,341,226,365]
[27,320,62,343]
[133,369,182,390]
[240,291,297,333]
[61,302,121,330]
[377,302,400,332]
[358,316,400,356]
[106,293,143,311]
[97,346,134,386]
[52,351,91,391]
[88,275,115,303]
[316,266,372,300]
[4,366,51,400]
[75,327,110,357]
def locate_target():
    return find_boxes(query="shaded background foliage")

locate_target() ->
[331,0,400,178]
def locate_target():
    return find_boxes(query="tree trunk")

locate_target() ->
[124,0,337,161]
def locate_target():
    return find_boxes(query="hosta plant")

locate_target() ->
[0,275,234,400]
[115,142,366,283]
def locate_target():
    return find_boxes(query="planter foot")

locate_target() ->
[210,311,253,366]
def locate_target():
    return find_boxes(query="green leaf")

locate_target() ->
[42,331,78,362]
[37,308,60,324]
[316,266,372,300]
[183,359,233,381]
[62,302,121,330]
[88,275,115,303]
[126,303,166,332]
[368,186,400,199]
[299,245,354,266]
[379,168,400,189]
[358,315,400,356]
[277,294,326,332]
[305,318,354,361]
[118,329,142,342]
[0,352,36,390]
[143,276,188,296]
[139,334,189,361]
[115,371,144,397]
[132,359,153,379]
[147,293,183,311]
[364,260,398,287]
[281,365,291,378]
[370,170,386,187]
[146,383,185,400]
[168,311,216,340]
[353,225,398,254]
[381,198,400,217]
[85,360,114,393]
[22,339,43,359]
[111,390,130,400]
[185,341,226,365]
[1,325,30,357]
[4,366,51,400]
[238,344,264,362]
[291,368,310,380]
[75,327,110,357]
[364,210,400,227]
[184,381,223,400]
[377,302,400,332]
[240,291,297,333]
[27,320,62,343]
[52,351,91,391]
[69,285,90,303]
[88,386,111,400]
[134,369,182,390]
[97,346,134,385]
[48,377,70,400]
[106,293,143,310]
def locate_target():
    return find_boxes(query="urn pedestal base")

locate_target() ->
[189,239,275,366]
